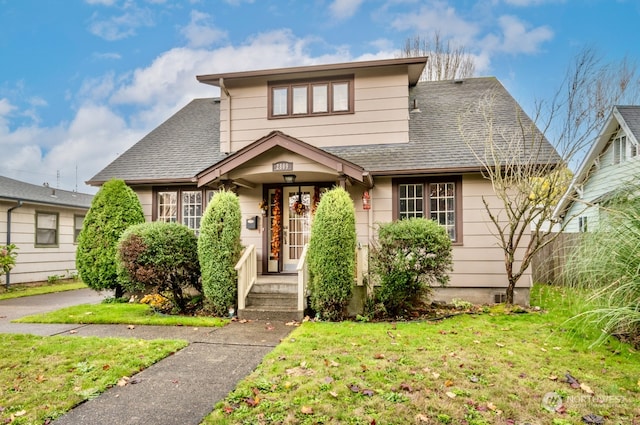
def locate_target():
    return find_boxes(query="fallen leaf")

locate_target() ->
[473,340,481,344]
[361,364,368,372]
[127,325,135,330]
[487,402,497,411]
[565,372,580,389]
[444,379,454,387]
[239,319,248,323]
[373,353,385,359]
[540,347,547,352]
[223,406,235,414]
[329,391,338,398]
[416,413,430,423]
[445,391,457,399]
[301,406,313,414]
[36,374,46,383]
[432,372,440,379]
[245,396,260,407]
[14,410,26,417]
[102,364,111,371]
[117,377,129,386]
[580,383,594,395]
[348,384,360,393]
[324,376,334,384]
[582,414,604,424]
[265,325,275,331]
[548,375,558,381]
[69,330,78,334]
[400,383,413,392]
[285,321,298,326]
[361,389,375,396]
[496,342,505,347]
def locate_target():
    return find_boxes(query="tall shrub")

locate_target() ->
[116,222,200,313]
[563,193,640,346]
[370,218,452,317]
[198,189,242,316]
[76,179,145,297]
[307,187,356,321]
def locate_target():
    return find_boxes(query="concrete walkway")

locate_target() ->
[0,289,294,425]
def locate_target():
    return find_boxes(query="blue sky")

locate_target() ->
[1,0,638,192]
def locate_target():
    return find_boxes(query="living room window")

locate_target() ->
[393,177,462,243]
[36,211,58,246]
[155,188,215,233]
[268,75,354,119]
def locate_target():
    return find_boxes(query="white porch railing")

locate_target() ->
[235,244,257,310]
[296,244,309,312]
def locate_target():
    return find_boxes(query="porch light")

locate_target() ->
[283,174,296,184]
[362,190,371,210]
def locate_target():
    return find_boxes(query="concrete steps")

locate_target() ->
[239,275,303,321]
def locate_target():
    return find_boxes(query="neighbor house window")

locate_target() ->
[36,212,58,246]
[394,177,462,242]
[268,75,354,119]
[578,216,588,233]
[612,134,627,164]
[74,215,84,243]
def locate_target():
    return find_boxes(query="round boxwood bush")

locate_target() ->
[116,221,201,313]
[370,218,452,317]
[198,189,242,316]
[76,179,145,297]
[307,187,356,321]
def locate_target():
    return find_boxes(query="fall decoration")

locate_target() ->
[292,199,307,215]
[271,189,282,260]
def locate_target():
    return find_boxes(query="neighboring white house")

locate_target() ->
[555,106,640,232]
[0,176,94,286]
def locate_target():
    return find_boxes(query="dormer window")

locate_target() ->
[268,75,354,119]
[612,132,639,165]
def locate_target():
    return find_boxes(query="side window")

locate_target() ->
[157,191,178,223]
[74,215,84,243]
[36,212,58,246]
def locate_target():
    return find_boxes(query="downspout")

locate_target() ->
[220,77,231,154]
[5,200,23,288]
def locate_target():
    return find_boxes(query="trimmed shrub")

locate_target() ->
[116,221,200,313]
[198,189,242,316]
[76,179,145,297]
[307,187,356,321]
[370,218,452,317]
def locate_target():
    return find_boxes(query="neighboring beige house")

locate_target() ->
[0,176,93,286]
[89,57,558,318]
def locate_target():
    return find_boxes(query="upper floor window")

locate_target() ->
[36,211,58,246]
[268,75,354,119]
[612,133,639,165]
[394,177,462,243]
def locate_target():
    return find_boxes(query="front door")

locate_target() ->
[282,186,313,271]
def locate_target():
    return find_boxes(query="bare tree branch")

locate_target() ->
[399,32,475,81]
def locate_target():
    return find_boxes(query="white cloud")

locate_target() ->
[93,52,122,60]
[329,0,365,20]
[85,0,118,5]
[88,5,155,41]
[490,15,553,54]
[180,10,227,48]
[503,0,560,5]
[0,98,16,116]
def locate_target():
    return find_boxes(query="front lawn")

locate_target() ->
[0,281,87,300]
[0,334,187,424]
[14,302,228,328]
[204,285,640,424]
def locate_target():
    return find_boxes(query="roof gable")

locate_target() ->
[554,105,640,218]
[196,131,370,187]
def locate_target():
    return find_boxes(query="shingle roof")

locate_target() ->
[89,77,559,184]
[325,77,559,174]
[87,98,224,185]
[0,176,93,209]
[617,105,640,139]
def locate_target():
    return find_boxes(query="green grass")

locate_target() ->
[0,334,187,424]
[203,284,640,425]
[14,302,229,327]
[0,281,88,300]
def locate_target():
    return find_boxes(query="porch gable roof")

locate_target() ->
[196,130,371,187]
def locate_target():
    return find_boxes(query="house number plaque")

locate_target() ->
[272,161,293,172]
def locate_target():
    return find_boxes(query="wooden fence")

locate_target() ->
[531,232,583,285]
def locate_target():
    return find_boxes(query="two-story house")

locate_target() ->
[88,57,558,318]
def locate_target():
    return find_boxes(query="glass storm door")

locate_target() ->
[282,186,313,271]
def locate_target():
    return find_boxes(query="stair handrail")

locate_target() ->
[235,244,257,310]
[296,243,309,312]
